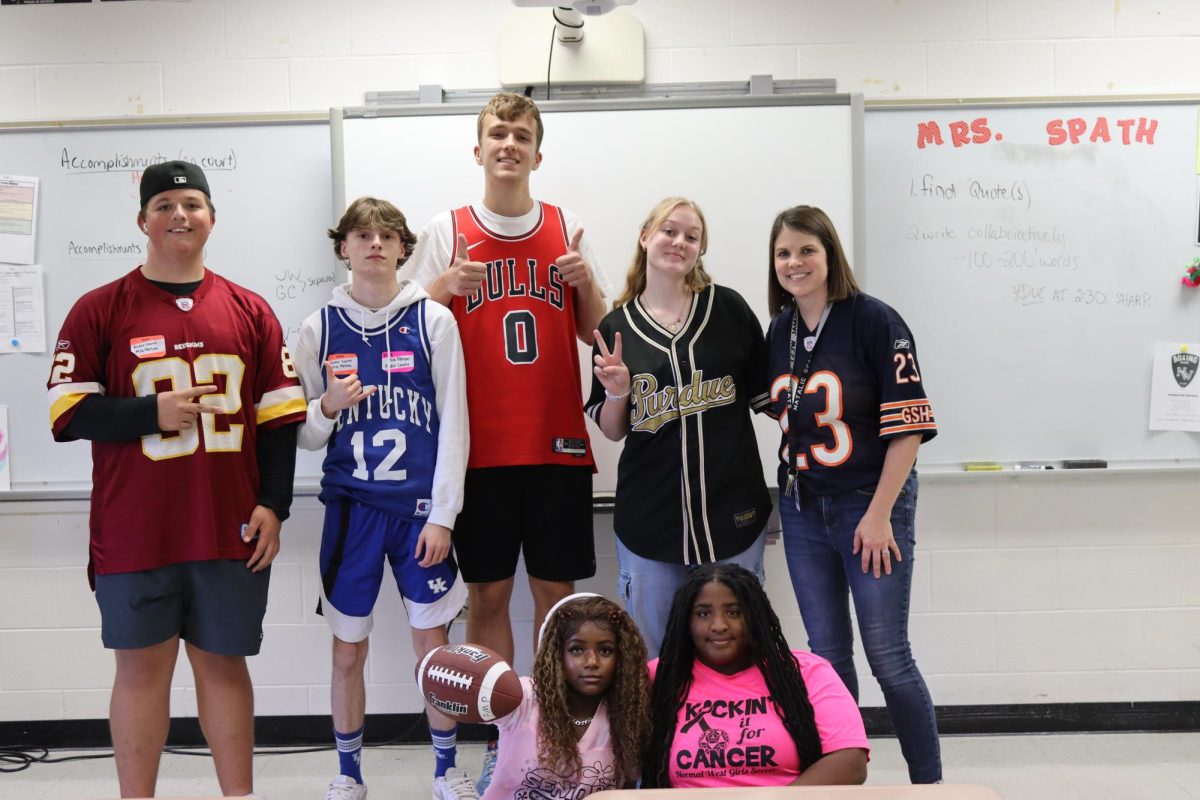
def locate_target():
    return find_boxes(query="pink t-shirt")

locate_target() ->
[647,650,868,788]
[482,676,623,800]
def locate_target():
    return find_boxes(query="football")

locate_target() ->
[417,643,523,724]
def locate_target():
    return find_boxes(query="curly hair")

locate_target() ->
[327,196,418,269]
[532,595,651,787]
[642,564,824,787]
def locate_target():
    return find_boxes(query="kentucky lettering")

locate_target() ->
[335,385,434,433]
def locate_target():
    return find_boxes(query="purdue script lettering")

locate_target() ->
[629,371,737,433]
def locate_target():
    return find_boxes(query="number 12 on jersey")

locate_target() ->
[350,429,408,481]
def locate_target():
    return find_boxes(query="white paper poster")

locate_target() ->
[1148,342,1200,431]
[0,175,38,265]
[0,406,10,492]
[0,264,46,353]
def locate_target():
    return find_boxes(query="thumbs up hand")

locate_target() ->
[555,227,593,288]
[443,233,487,297]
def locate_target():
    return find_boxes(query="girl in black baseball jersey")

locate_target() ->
[764,205,941,783]
[585,197,771,658]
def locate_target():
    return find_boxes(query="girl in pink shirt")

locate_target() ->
[643,564,869,788]
[482,593,651,799]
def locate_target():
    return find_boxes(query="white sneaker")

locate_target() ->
[475,746,497,796]
[325,774,367,800]
[433,767,479,800]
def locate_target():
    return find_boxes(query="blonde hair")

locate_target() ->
[477,92,545,151]
[613,197,712,309]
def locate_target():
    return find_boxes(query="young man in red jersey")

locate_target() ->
[47,161,306,799]
[401,92,610,794]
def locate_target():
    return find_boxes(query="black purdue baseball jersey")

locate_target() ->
[586,284,771,564]
[765,292,936,495]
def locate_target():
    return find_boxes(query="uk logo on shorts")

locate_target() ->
[414,499,432,517]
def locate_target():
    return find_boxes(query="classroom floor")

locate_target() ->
[1,732,1197,800]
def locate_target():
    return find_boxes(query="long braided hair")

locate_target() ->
[532,595,651,786]
[642,564,824,787]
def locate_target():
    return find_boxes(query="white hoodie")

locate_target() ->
[293,280,468,529]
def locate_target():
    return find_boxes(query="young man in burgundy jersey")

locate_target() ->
[47,161,306,798]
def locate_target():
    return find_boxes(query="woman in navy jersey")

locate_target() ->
[764,205,941,783]
[586,197,771,659]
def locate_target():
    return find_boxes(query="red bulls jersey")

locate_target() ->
[449,203,593,469]
[47,268,306,575]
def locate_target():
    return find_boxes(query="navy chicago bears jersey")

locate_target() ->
[314,299,440,520]
[46,267,306,576]
[765,292,936,495]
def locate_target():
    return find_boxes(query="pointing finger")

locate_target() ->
[612,331,623,361]
[184,384,219,399]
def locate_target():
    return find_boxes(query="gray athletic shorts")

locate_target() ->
[94,560,270,656]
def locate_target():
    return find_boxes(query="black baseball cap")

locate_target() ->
[140,160,211,207]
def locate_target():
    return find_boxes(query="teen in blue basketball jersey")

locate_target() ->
[295,198,474,800]
[764,206,941,784]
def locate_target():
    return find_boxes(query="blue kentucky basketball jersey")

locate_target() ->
[317,300,440,521]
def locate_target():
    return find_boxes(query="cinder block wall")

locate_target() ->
[2,0,1198,721]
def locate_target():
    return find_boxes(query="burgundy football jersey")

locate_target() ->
[48,268,306,575]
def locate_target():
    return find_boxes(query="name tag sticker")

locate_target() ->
[382,351,414,373]
[130,336,166,359]
[326,354,358,376]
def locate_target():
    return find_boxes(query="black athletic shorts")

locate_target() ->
[453,465,595,583]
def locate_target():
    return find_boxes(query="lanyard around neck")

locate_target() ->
[787,302,832,412]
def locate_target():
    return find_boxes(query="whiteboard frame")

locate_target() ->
[0,114,333,500]
[332,91,866,496]
[862,94,1200,470]
[332,93,868,269]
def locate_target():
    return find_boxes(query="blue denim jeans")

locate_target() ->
[615,534,766,660]
[780,472,942,783]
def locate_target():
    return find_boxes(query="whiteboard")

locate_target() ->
[335,95,863,493]
[865,102,1200,467]
[0,121,335,492]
